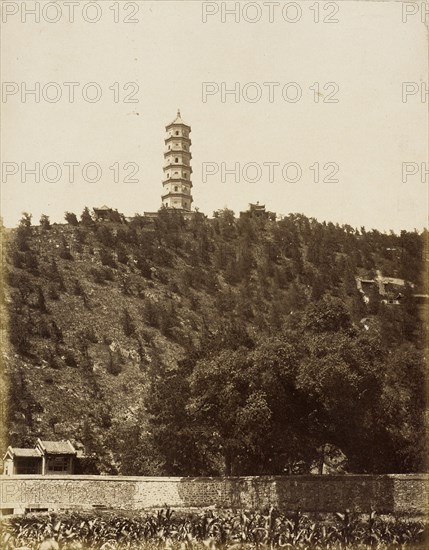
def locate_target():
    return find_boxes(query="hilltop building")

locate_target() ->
[93,205,114,221]
[356,271,415,305]
[144,110,195,218]
[162,110,193,211]
[240,202,276,221]
[92,206,124,223]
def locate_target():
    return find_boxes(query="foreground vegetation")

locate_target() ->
[1,509,427,549]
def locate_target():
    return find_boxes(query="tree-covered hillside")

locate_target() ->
[1,209,427,475]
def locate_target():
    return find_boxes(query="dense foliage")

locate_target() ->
[2,209,427,475]
[1,509,427,549]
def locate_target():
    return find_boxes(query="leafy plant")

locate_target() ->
[1,509,425,549]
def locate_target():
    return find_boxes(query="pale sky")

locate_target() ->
[1,0,428,231]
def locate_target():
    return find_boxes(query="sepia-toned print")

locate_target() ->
[0,1,428,549]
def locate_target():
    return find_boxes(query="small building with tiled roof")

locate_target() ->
[3,447,42,475]
[356,271,416,306]
[93,205,114,221]
[36,439,76,455]
[240,202,276,221]
[3,440,80,476]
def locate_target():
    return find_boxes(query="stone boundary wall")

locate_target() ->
[0,474,427,515]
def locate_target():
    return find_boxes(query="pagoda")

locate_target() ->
[161,110,193,211]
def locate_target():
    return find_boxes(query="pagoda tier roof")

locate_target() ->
[164,149,192,156]
[163,164,193,173]
[162,192,194,200]
[163,179,193,187]
[165,135,192,144]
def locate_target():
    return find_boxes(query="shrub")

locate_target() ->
[97,226,115,248]
[136,256,152,279]
[45,350,61,369]
[10,248,25,268]
[7,271,32,300]
[46,259,65,290]
[15,212,32,252]
[36,286,48,312]
[80,207,94,226]
[39,214,51,230]
[24,250,39,273]
[91,266,114,285]
[58,236,73,260]
[78,326,98,344]
[142,298,159,328]
[120,276,133,296]
[73,279,84,296]
[107,350,123,375]
[122,308,136,337]
[50,320,63,343]
[99,247,117,268]
[37,317,51,338]
[8,307,31,354]
[117,246,128,265]
[48,285,60,300]
[65,211,79,226]
[63,349,78,368]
